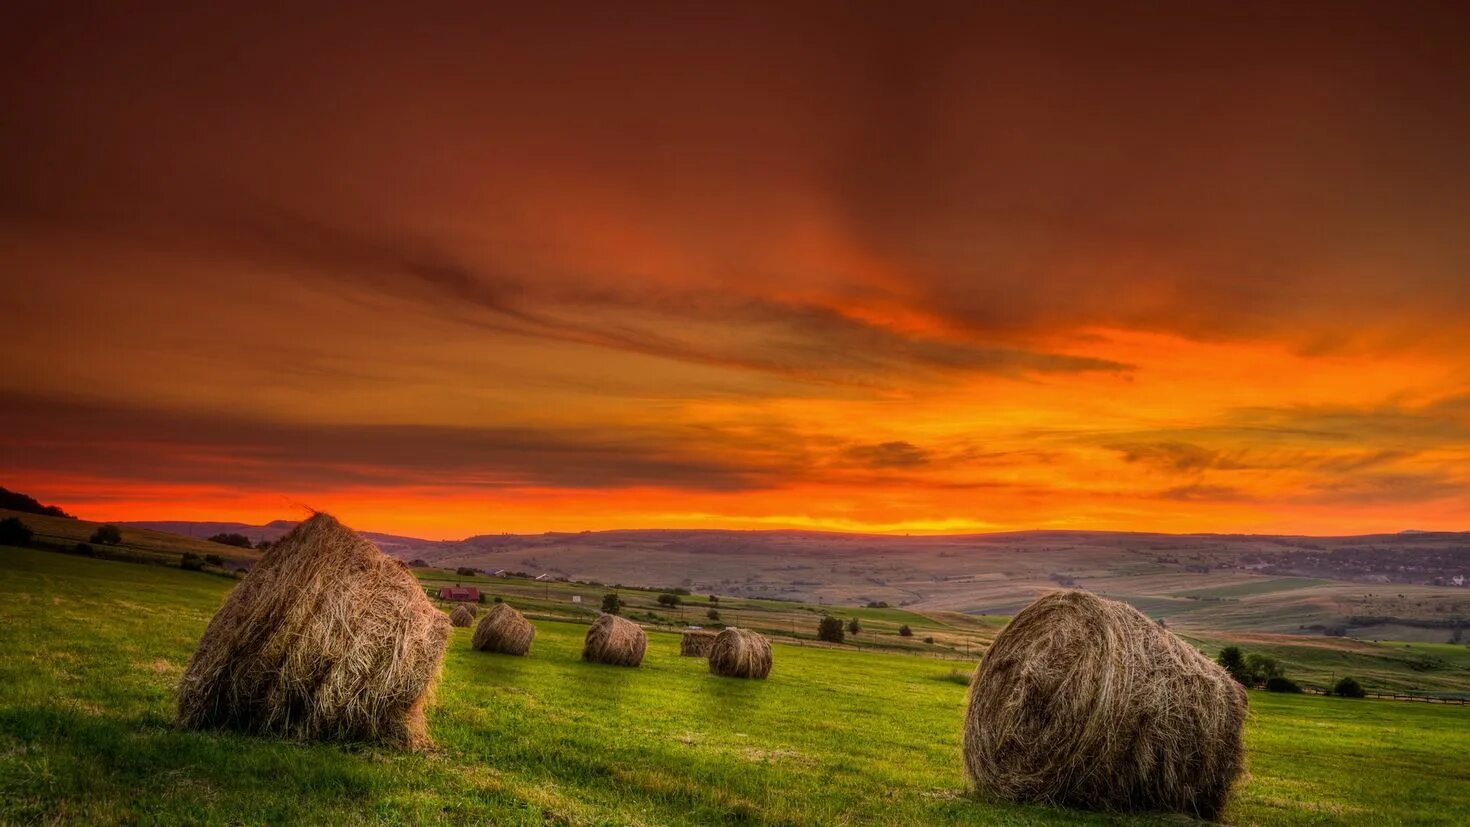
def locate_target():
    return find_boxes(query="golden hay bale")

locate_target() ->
[176,513,450,749]
[471,602,536,655]
[707,628,772,679]
[680,629,717,657]
[963,590,1247,819]
[582,613,646,666]
[449,603,476,627]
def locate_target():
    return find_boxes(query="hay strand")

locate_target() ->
[449,603,476,627]
[680,629,717,657]
[176,513,450,748]
[962,590,1246,818]
[707,628,772,679]
[582,614,646,666]
[471,602,536,656]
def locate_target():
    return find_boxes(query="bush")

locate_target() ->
[493,596,504,603]
[817,616,845,643]
[1264,676,1302,693]
[708,595,719,603]
[657,593,681,607]
[204,554,224,566]
[73,542,94,557]
[707,608,720,621]
[601,593,623,614]
[1334,676,1366,698]
[0,517,33,547]
[923,636,935,644]
[865,601,890,609]
[847,617,862,636]
[90,524,122,545]
[1243,653,1283,686]
[206,532,253,548]
[256,540,272,551]
[898,624,913,637]
[180,552,204,572]
[456,567,478,577]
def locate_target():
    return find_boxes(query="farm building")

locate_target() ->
[438,586,480,602]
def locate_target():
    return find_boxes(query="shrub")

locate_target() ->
[601,593,623,614]
[865,601,890,609]
[90,524,122,545]
[657,593,681,607]
[73,542,94,556]
[256,540,272,551]
[847,617,862,636]
[707,608,720,621]
[1243,653,1283,686]
[493,596,504,603]
[899,624,913,637]
[204,554,224,566]
[1264,676,1302,693]
[207,532,253,548]
[708,595,719,603]
[180,552,204,572]
[0,517,33,547]
[408,558,428,568]
[1333,676,1366,698]
[817,615,845,643]
[924,636,936,644]
[455,567,478,577]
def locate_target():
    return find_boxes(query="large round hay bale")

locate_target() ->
[449,603,476,627]
[680,629,716,657]
[582,613,646,666]
[471,602,535,655]
[963,590,1247,818]
[176,513,450,749]
[707,628,772,679]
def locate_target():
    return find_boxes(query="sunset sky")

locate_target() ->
[3,4,1470,538]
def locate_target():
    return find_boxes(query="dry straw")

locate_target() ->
[582,613,647,666]
[680,629,717,657]
[176,513,450,749]
[471,602,536,655]
[449,603,476,627]
[707,628,772,679]
[963,590,1246,819]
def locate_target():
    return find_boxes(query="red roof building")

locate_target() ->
[438,586,480,601]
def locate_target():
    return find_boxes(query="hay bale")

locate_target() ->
[962,590,1246,818]
[176,513,449,749]
[582,613,646,666]
[471,602,536,655]
[449,603,476,627]
[707,628,772,679]
[680,629,717,657]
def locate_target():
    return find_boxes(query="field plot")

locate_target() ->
[2,546,1468,825]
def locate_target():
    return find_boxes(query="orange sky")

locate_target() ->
[3,4,1470,539]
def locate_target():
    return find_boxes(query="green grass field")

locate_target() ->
[2,546,1468,825]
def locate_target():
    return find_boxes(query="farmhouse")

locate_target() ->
[438,586,480,602]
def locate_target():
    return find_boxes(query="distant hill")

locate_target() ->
[0,486,73,519]
[120,519,453,560]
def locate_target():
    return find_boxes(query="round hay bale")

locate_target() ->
[962,590,1247,818]
[680,629,717,657]
[449,603,476,627]
[471,602,536,655]
[176,513,449,749]
[582,613,646,667]
[707,628,772,679]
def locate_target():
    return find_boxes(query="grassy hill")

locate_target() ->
[2,545,1468,825]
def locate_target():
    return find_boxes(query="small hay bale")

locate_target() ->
[962,590,1247,819]
[449,603,476,627]
[471,603,536,655]
[582,613,646,667]
[176,513,449,749]
[707,628,772,679]
[680,629,716,657]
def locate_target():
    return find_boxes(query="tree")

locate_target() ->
[847,617,862,636]
[657,593,681,607]
[0,486,73,518]
[1264,676,1302,693]
[898,624,913,637]
[180,552,204,572]
[1216,646,1248,685]
[0,517,32,547]
[256,540,272,551]
[206,532,253,548]
[817,615,845,643]
[90,524,122,546]
[708,594,719,603]
[601,593,623,614]
[1243,653,1284,687]
[456,567,478,577]
[204,554,224,566]
[707,608,720,621]
[923,636,935,644]
[1333,676,1366,698]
